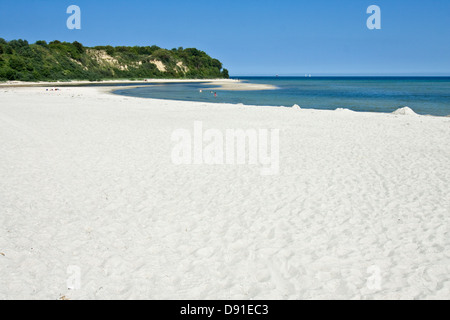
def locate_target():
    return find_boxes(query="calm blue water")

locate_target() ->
[113,77,450,116]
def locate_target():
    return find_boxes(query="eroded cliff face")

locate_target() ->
[0,39,229,81]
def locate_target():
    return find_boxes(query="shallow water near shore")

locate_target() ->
[113,77,450,116]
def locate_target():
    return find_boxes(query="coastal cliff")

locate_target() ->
[0,39,229,81]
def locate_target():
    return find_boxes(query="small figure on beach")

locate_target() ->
[214,92,217,97]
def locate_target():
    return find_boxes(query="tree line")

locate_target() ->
[0,38,230,81]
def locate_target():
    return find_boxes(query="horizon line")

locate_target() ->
[231,74,450,77]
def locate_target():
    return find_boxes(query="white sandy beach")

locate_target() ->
[0,84,449,300]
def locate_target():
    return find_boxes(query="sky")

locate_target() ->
[1,0,450,76]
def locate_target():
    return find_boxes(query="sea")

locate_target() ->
[112,77,450,117]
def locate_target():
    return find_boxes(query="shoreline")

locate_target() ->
[2,83,446,117]
[105,87,446,118]
[1,80,447,117]
[0,78,279,91]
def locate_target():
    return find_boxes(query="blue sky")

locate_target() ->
[1,0,449,75]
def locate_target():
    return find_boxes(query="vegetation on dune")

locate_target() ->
[0,38,229,82]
